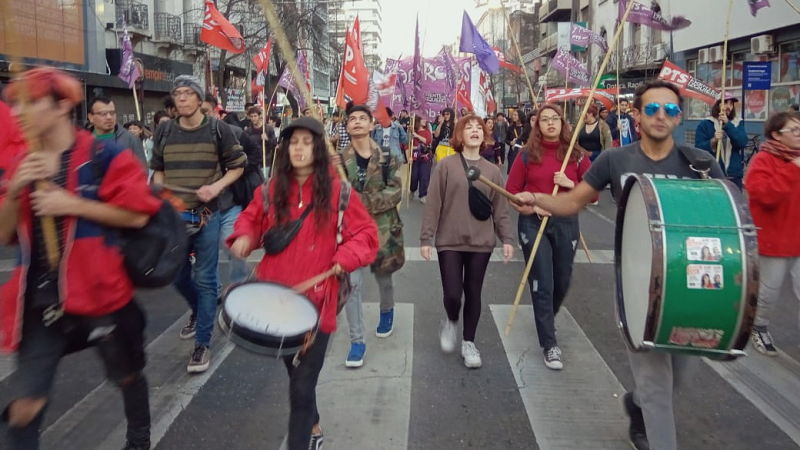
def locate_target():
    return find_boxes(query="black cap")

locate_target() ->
[280,117,325,140]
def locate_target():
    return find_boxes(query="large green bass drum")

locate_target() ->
[615,175,758,359]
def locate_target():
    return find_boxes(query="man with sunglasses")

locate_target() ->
[512,80,724,450]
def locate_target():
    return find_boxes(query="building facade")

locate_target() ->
[328,0,383,71]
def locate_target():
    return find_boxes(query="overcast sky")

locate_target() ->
[380,1,483,60]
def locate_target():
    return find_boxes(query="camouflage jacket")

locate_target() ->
[343,139,405,274]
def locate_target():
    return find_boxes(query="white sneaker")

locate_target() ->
[544,346,563,370]
[461,341,482,368]
[440,320,457,353]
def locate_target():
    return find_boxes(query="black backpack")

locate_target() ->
[91,141,189,288]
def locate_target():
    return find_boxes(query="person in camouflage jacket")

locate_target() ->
[339,104,405,368]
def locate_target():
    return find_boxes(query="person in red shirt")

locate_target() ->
[505,103,591,371]
[410,116,433,203]
[744,111,800,356]
[0,68,161,450]
[227,117,378,450]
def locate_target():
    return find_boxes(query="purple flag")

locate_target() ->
[412,16,424,113]
[459,11,499,74]
[570,24,608,52]
[278,51,309,111]
[551,48,590,85]
[618,0,691,31]
[749,0,770,16]
[118,29,141,88]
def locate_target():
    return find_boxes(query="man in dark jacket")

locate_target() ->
[694,96,747,189]
[606,99,639,147]
[87,96,147,168]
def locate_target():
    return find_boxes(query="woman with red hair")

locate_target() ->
[505,103,591,371]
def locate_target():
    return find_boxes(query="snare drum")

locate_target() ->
[615,175,758,358]
[218,282,319,356]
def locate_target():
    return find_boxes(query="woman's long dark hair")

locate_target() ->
[270,130,333,227]
[525,103,584,164]
[441,107,455,139]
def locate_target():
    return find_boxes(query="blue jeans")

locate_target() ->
[219,205,249,289]
[174,212,221,347]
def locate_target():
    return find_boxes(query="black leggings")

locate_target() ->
[282,332,330,450]
[437,251,492,342]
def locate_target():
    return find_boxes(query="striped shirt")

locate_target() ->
[151,117,246,209]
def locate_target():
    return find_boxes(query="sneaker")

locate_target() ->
[751,327,778,356]
[623,392,649,450]
[461,341,482,368]
[439,320,457,353]
[187,345,210,373]
[376,308,394,338]
[309,430,324,450]
[345,342,366,368]
[419,196,427,204]
[179,314,197,340]
[543,346,563,370]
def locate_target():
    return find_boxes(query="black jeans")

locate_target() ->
[282,332,330,450]
[518,214,579,349]
[3,300,150,449]
[410,159,433,198]
[437,251,492,342]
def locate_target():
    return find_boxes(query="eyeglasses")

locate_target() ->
[539,116,560,123]
[643,102,682,117]
[779,127,800,137]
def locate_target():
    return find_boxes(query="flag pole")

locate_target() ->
[715,0,734,163]
[132,82,142,121]
[785,0,800,15]
[260,88,267,177]
[505,0,636,336]
[404,115,416,208]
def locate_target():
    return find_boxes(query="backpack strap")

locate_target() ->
[677,144,713,179]
[336,182,352,245]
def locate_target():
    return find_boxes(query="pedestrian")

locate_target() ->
[398,109,411,132]
[578,105,613,162]
[606,98,639,147]
[339,103,405,367]
[124,120,153,166]
[371,107,408,161]
[695,96,747,189]
[0,67,161,450]
[227,117,378,450]
[330,112,351,153]
[506,103,591,371]
[410,116,433,203]
[493,112,509,165]
[744,111,800,355]
[420,113,514,369]
[506,109,526,174]
[86,96,147,168]
[433,108,455,162]
[513,80,724,450]
[244,105,277,172]
[151,75,246,374]
[599,107,610,121]
[481,117,503,165]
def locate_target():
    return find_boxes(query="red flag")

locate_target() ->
[200,1,245,54]
[493,47,522,74]
[335,17,370,108]
[252,38,273,73]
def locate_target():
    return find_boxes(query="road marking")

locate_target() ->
[41,311,235,450]
[586,205,616,226]
[403,247,613,264]
[490,305,630,449]
[704,348,800,446]
[0,259,14,273]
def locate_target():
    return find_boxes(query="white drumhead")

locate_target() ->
[621,181,654,348]
[224,283,319,336]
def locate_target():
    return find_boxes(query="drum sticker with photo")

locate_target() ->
[668,327,724,349]
[686,237,722,262]
[687,264,724,290]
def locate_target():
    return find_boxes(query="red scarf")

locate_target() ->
[760,139,800,162]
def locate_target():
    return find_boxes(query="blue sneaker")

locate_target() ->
[345,342,366,368]
[376,308,394,338]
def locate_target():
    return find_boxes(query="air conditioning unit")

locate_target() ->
[698,48,710,64]
[708,45,724,62]
[751,35,774,54]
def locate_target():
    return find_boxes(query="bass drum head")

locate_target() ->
[616,176,654,350]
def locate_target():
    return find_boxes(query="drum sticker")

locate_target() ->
[686,237,722,262]
[686,264,723,290]
[669,327,724,348]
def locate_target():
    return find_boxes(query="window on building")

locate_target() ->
[729,51,747,87]
[687,59,697,77]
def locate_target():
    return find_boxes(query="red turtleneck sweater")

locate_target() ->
[505,140,591,195]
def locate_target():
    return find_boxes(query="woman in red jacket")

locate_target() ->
[506,103,590,371]
[227,117,378,450]
[744,111,800,356]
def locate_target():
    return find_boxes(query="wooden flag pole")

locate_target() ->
[260,89,268,176]
[404,115,416,208]
[132,83,142,121]
[715,0,734,163]
[505,0,636,336]
[785,0,800,15]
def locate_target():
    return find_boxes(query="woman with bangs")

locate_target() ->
[420,114,514,369]
[506,103,591,371]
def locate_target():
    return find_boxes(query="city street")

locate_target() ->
[1,191,799,450]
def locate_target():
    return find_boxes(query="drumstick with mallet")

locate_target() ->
[465,166,524,206]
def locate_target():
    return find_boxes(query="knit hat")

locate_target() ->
[172,75,204,100]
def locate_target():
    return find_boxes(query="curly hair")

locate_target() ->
[524,103,584,164]
[270,129,333,227]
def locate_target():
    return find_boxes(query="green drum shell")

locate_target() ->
[615,175,758,358]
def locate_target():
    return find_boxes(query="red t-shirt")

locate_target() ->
[506,140,591,195]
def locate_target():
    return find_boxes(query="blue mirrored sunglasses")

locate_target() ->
[643,102,682,117]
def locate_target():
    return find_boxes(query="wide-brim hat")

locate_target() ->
[280,117,325,140]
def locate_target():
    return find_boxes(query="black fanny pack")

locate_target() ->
[262,206,312,255]
[460,154,493,221]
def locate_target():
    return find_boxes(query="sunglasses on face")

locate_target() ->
[643,102,682,117]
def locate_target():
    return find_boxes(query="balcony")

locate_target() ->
[154,13,182,45]
[606,42,668,72]
[537,32,558,56]
[183,23,202,47]
[538,0,571,23]
[116,0,149,33]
